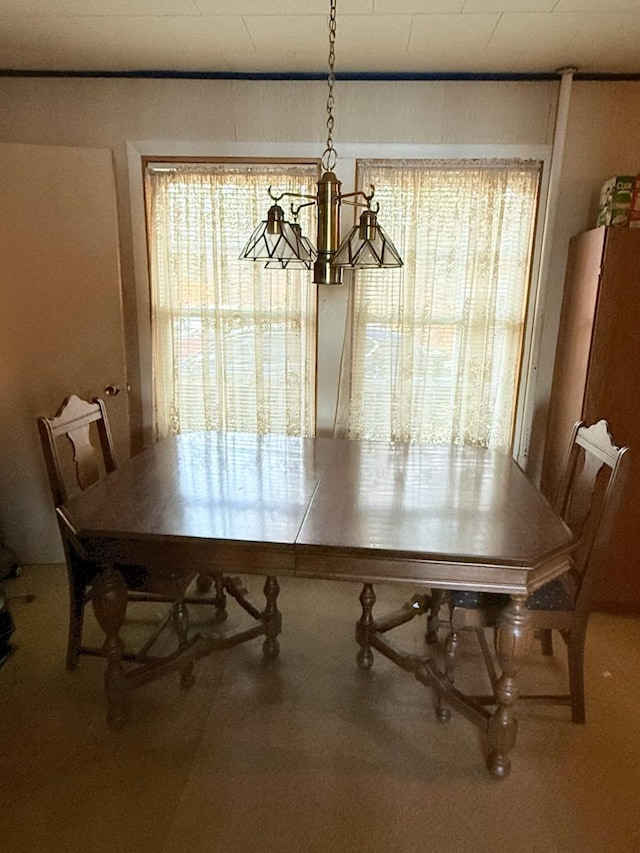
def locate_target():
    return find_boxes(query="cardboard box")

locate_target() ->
[630,177,640,228]
[597,175,636,227]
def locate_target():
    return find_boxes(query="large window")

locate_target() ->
[144,156,540,452]
[145,161,318,439]
[337,159,540,451]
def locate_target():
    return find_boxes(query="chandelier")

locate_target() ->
[240,0,403,286]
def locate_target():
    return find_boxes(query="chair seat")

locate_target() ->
[450,572,578,612]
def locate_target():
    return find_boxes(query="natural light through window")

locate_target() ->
[338,159,540,451]
[145,161,318,439]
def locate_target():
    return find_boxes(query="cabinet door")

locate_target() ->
[541,227,604,499]
[583,228,640,435]
[0,143,129,563]
[584,228,640,608]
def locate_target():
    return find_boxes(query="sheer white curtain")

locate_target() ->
[145,162,318,439]
[337,159,540,451]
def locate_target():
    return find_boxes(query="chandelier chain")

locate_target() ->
[322,0,338,172]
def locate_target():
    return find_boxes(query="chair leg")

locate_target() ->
[66,572,86,670]
[426,589,447,644]
[444,629,459,682]
[434,628,459,722]
[91,566,130,729]
[196,572,213,593]
[262,576,281,660]
[539,628,554,656]
[213,573,228,623]
[567,625,587,724]
[195,571,228,622]
[356,583,376,670]
[174,601,195,689]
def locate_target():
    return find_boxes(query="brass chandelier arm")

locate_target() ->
[340,195,380,214]
[339,184,376,207]
[267,187,379,216]
[290,200,318,218]
[267,186,316,204]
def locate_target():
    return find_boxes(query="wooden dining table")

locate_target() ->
[59,431,574,779]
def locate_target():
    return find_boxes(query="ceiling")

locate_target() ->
[1,0,639,77]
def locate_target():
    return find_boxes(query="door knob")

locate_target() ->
[104,384,120,397]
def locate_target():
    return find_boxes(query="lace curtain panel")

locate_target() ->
[336,159,541,451]
[145,162,318,438]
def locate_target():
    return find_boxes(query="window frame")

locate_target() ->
[128,140,551,460]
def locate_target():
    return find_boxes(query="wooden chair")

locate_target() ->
[442,419,629,723]
[37,394,228,670]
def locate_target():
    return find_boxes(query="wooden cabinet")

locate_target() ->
[541,226,640,610]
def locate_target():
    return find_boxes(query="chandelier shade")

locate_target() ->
[332,209,404,269]
[265,222,317,270]
[240,204,315,265]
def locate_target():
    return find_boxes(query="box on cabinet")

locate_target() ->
[597,175,639,227]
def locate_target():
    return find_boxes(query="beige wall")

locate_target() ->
[1,76,639,478]
[529,81,640,473]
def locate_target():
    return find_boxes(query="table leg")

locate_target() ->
[91,565,129,729]
[173,600,195,689]
[486,594,533,779]
[356,583,376,670]
[213,573,228,623]
[262,576,281,660]
[426,588,446,644]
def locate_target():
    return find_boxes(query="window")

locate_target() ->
[145,161,318,439]
[337,159,540,451]
[144,155,541,452]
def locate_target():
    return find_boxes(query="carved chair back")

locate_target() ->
[553,419,630,611]
[38,395,117,508]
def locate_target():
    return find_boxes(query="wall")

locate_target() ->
[530,81,640,477]
[1,75,639,510]
[0,143,130,563]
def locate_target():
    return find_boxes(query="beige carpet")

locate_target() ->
[2,564,639,853]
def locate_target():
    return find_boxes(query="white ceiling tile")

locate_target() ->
[161,15,256,55]
[195,0,287,14]
[565,12,640,70]
[554,0,639,10]
[373,1,464,12]
[486,45,576,73]
[486,13,583,54]
[0,1,200,15]
[282,1,374,13]
[567,11,640,45]
[408,13,500,54]
[292,50,329,73]
[463,0,555,10]
[222,51,301,73]
[0,16,190,70]
[1,0,640,74]
[145,49,231,72]
[244,15,326,51]
[334,15,413,52]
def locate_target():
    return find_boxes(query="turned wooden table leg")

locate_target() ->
[426,588,446,644]
[486,594,533,779]
[174,600,195,689]
[262,576,281,660]
[356,583,376,670]
[213,573,228,623]
[433,627,459,723]
[91,565,129,729]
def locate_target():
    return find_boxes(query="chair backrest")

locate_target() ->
[38,395,117,508]
[553,419,630,607]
